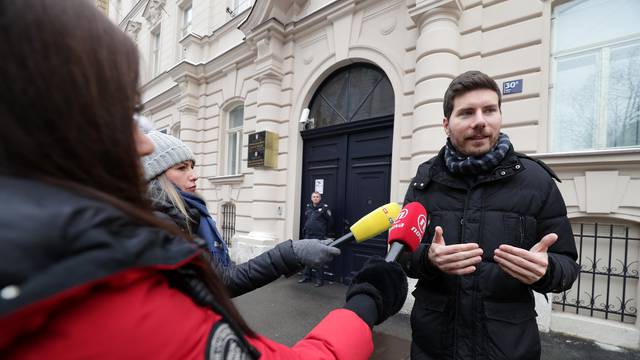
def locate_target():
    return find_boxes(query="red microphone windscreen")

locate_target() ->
[387,202,427,253]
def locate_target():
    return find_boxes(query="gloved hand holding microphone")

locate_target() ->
[291,202,402,269]
[343,202,427,327]
[291,239,341,268]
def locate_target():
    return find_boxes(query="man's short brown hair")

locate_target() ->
[443,71,502,119]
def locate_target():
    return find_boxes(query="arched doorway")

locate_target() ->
[300,63,395,284]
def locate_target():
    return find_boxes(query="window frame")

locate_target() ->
[228,0,253,17]
[170,122,181,139]
[224,105,244,176]
[180,2,192,38]
[549,0,640,152]
[150,24,162,77]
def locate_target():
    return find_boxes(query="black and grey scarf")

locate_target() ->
[444,133,511,175]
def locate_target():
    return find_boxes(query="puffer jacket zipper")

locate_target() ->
[520,216,525,247]
[456,184,473,360]
[453,217,464,359]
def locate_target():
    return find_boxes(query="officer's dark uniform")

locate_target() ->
[299,202,332,286]
[302,202,331,239]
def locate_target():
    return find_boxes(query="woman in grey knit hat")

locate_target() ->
[142,131,342,297]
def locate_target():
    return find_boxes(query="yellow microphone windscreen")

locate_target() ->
[350,202,401,243]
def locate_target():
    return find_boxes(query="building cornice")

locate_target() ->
[168,61,205,82]
[531,148,640,168]
[202,43,255,82]
[118,0,147,29]
[212,7,251,39]
[286,0,362,41]
[407,0,462,29]
[141,84,181,113]
[141,68,171,91]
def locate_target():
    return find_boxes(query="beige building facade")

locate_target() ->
[113,0,640,349]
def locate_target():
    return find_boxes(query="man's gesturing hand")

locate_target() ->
[493,233,558,284]
[428,226,483,275]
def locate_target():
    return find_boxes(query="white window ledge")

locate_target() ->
[208,174,244,184]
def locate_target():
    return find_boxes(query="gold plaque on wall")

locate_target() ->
[248,130,278,168]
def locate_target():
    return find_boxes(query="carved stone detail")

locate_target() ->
[303,49,314,65]
[125,21,142,42]
[380,17,397,36]
[143,0,166,26]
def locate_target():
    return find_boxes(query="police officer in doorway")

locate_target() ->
[298,191,332,287]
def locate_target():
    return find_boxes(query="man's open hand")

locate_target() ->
[428,226,483,275]
[493,233,558,284]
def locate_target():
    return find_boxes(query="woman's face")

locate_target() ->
[165,160,198,192]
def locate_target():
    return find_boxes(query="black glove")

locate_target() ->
[345,257,408,325]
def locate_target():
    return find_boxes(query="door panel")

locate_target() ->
[301,124,393,284]
[342,129,392,282]
[301,136,346,241]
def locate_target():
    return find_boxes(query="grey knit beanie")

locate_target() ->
[142,131,195,181]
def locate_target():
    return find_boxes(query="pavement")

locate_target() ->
[234,275,640,360]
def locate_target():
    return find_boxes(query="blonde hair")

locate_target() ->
[149,173,193,234]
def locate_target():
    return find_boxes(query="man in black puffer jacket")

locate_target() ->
[398,71,579,360]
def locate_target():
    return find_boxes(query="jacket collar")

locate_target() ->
[412,145,525,191]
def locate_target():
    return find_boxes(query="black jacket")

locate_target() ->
[148,183,302,297]
[303,202,331,239]
[399,147,579,360]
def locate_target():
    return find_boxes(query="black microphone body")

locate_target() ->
[384,242,405,262]
[329,232,354,248]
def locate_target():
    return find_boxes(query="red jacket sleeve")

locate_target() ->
[248,309,373,360]
[4,271,372,360]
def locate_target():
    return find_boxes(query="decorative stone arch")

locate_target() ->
[220,96,245,112]
[288,48,405,237]
[170,122,181,138]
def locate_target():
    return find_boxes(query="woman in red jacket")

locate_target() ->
[0,1,407,359]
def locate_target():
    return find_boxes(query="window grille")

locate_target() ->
[553,222,640,324]
[221,203,236,246]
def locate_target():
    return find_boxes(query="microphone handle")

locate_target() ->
[385,242,405,262]
[329,232,354,248]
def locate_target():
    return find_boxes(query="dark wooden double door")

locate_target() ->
[301,118,393,284]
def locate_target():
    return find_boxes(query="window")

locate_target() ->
[181,4,192,38]
[170,123,181,138]
[221,203,236,246]
[151,26,161,76]
[550,0,640,151]
[226,106,244,175]
[308,63,394,129]
[227,0,253,17]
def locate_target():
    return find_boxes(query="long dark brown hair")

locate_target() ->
[0,0,253,336]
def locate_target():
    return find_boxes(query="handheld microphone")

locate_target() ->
[329,202,401,248]
[385,202,427,262]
